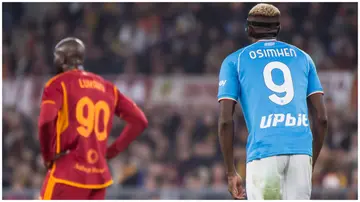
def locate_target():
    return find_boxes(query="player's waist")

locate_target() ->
[47,169,113,189]
[246,135,312,163]
[52,160,113,188]
[246,150,312,163]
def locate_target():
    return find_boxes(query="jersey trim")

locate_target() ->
[53,176,113,189]
[41,100,56,105]
[113,86,118,108]
[218,97,238,103]
[307,91,324,97]
[237,42,260,74]
[45,74,63,88]
[45,69,79,87]
[258,39,277,41]
[43,175,56,199]
[56,82,69,153]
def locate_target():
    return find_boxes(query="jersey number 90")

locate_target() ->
[76,97,110,141]
[263,61,294,105]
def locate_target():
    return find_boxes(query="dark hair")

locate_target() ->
[245,15,281,39]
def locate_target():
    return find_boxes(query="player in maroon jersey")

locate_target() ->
[38,37,148,200]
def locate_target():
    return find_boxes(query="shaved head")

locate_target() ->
[54,37,85,74]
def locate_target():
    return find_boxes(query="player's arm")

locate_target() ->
[106,87,148,160]
[38,79,63,168]
[217,56,239,177]
[306,54,328,170]
[218,56,245,199]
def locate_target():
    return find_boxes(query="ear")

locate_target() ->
[55,52,65,65]
[276,25,281,35]
[247,25,254,37]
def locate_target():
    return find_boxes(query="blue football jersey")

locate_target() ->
[217,39,324,163]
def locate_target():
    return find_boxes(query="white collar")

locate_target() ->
[258,39,277,42]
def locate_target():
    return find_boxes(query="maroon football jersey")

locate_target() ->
[40,69,121,188]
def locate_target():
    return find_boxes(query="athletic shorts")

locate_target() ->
[40,174,106,200]
[246,154,312,200]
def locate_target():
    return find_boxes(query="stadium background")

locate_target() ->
[2,2,358,199]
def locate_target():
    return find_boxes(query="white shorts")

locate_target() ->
[246,155,312,200]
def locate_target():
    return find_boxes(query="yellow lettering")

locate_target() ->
[79,79,84,88]
[74,163,106,174]
[78,79,105,92]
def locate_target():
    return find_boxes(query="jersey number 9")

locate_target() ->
[76,97,110,141]
[263,61,294,105]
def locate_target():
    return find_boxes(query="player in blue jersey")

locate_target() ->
[217,3,328,200]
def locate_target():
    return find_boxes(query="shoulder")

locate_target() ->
[222,44,259,72]
[278,41,310,60]
[44,71,72,88]
[222,47,249,66]
[85,71,117,91]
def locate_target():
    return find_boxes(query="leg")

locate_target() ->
[246,155,288,200]
[89,188,107,200]
[283,155,312,199]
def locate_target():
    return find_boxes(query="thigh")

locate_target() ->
[246,155,288,200]
[283,154,312,200]
[89,188,106,200]
[53,184,92,200]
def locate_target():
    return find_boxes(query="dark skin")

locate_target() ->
[307,93,328,170]
[44,37,85,169]
[218,99,245,200]
[54,37,85,74]
[218,15,328,199]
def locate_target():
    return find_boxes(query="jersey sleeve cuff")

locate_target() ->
[218,96,238,103]
[307,91,324,97]
[41,100,56,105]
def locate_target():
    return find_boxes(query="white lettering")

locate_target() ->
[297,114,302,126]
[260,114,273,128]
[276,48,285,57]
[259,113,310,128]
[249,51,256,59]
[284,48,290,56]
[302,114,309,126]
[256,49,264,58]
[248,48,297,59]
[219,80,227,86]
[267,49,277,57]
[290,48,297,57]
[285,113,296,126]
[272,114,285,126]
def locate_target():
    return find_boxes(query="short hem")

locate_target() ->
[247,152,312,163]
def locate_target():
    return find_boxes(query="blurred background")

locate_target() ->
[2,2,358,200]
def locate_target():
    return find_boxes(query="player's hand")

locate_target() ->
[44,161,54,170]
[227,172,246,200]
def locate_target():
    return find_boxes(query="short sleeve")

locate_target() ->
[306,54,324,97]
[40,78,63,111]
[217,55,239,102]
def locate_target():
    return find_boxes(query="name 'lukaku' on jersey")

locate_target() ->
[217,40,323,163]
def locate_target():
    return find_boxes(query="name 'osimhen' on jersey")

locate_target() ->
[217,39,324,163]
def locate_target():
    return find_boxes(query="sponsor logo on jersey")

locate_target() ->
[260,113,309,128]
[219,80,227,87]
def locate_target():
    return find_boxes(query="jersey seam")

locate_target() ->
[237,42,260,74]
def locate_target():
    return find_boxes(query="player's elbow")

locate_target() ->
[137,114,149,129]
[316,114,328,127]
[218,118,233,131]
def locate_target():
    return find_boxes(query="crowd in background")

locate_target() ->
[2,3,358,199]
